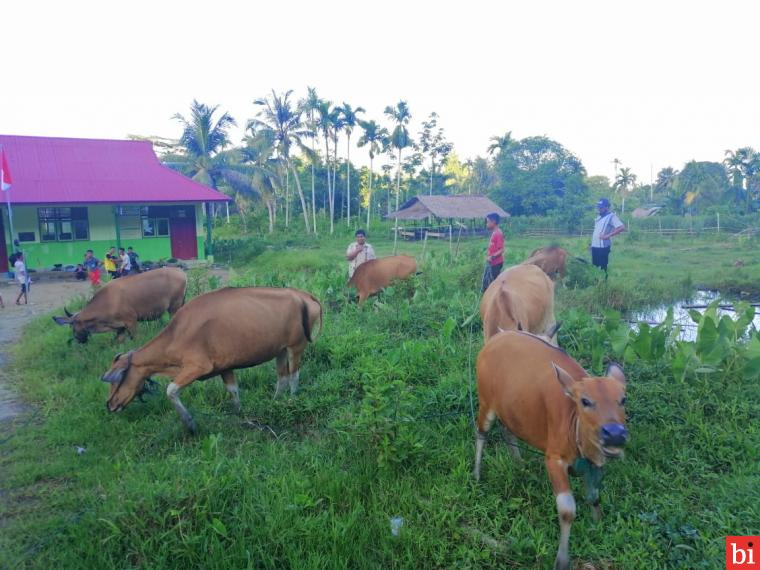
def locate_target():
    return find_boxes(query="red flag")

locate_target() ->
[1,149,12,191]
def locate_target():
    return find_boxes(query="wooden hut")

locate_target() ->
[387,195,508,240]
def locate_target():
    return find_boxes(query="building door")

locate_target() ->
[0,213,7,273]
[169,206,198,260]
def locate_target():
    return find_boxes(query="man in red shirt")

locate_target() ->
[482,212,505,292]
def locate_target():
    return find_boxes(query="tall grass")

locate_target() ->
[1,234,758,568]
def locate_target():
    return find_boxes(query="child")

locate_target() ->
[104,247,118,279]
[482,212,505,293]
[14,252,28,305]
[83,249,101,287]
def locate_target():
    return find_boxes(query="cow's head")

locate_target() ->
[553,362,628,466]
[52,308,91,344]
[101,351,151,412]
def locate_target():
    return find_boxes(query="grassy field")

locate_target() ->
[1,231,759,569]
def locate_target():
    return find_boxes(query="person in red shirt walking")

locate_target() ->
[482,212,505,292]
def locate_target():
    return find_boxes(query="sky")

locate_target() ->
[2,0,758,182]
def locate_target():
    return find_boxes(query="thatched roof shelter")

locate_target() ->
[632,206,662,218]
[387,195,509,220]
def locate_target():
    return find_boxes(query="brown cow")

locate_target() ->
[480,263,558,341]
[474,331,628,570]
[53,268,187,343]
[348,255,417,304]
[525,246,568,280]
[100,287,322,433]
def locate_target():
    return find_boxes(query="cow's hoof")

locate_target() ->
[553,555,570,570]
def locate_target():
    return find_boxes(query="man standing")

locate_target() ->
[346,229,376,279]
[590,198,625,276]
[482,212,505,293]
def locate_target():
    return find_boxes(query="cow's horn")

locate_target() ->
[64,307,73,318]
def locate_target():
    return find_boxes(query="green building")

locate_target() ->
[1,135,229,272]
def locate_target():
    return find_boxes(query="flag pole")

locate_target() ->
[1,145,17,254]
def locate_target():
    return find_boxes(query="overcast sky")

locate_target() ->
[2,0,758,182]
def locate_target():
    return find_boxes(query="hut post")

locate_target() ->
[449,220,453,255]
[716,212,720,234]
[393,219,399,255]
[421,230,429,262]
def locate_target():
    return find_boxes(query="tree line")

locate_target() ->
[144,89,760,234]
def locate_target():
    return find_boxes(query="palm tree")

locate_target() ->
[232,127,281,233]
[250,90,313,233]
[487,131,514,157]
[724,147,760,212]
[357,119,389,227]
[339,103,365,226]
[300,87,321,233]
[384,100,412,212]
[171,100,237,188]
[317,100,342,233]
[655,167,678,196]
[613,167,637,213]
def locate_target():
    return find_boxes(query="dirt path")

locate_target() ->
[0,280,91,423]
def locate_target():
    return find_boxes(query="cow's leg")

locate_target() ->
[546,455,575,570]
[221,370,240,413]
[500,425,522,461]
[166,369,206,434]
[286,343,306,395]
[473,408,496,481]
[274,350,290,399]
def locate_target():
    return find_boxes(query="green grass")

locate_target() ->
[1,232,758,569]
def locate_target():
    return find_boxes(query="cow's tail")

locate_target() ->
[301,297,323,343]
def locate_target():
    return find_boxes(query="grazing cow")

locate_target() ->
[525,246,568,280]
[474,331,628,570]
[347,255,417,304]
[52,268,187,343]
[480,263,558,342]
[100,287,322,433]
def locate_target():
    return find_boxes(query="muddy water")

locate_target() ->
[631,289,760,341]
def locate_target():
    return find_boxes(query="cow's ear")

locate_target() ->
[52,316,72,326]
[101,367,127,384]
[552,363,575,398]
[605,362,626,385]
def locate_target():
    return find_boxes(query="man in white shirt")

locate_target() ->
[14,252,28,305]
[590,198,625,276]
[346,229,376,279]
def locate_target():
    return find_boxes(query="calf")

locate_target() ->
[100,287,322,433]
[480,263,558,342]
[348,255,417,304]
[474,331,628,570]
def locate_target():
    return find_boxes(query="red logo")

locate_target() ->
[727,537,759,569]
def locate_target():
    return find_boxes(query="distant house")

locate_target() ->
[631,206,662,219]
[0,135,229,272]
[388,195,509,221]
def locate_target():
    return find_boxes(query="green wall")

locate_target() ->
[3,203,207,269]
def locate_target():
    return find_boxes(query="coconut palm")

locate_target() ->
[724,147,760,212]
[250,90,313,233]
[300,87,321,233]
[384,100,412,212]
[171,100,237,188]
[613,167,637,213]
[487,131,514,157]
[338,102,365,226]
[357,119,389,227]
[317,100,341,233]
[655,167,678,196]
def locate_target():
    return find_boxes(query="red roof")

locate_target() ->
[0,135,229,204]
